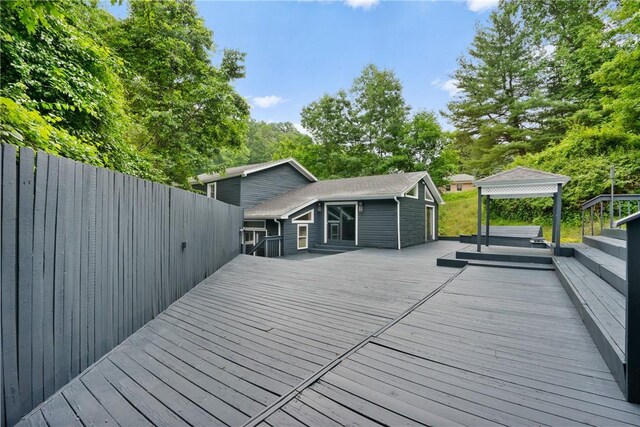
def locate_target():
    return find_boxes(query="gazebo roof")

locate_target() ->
[474,167,570,199]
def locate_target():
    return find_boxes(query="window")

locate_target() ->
[445,185,451,192]
[406,184,418,199]
[424,184,434,202]
[456,184,463,192]
[244,220,266,229]
[330,223,339,240]
[207,182,217,199]
[244,231,254,244]
[292,209,314,224]
[297,224,308,249]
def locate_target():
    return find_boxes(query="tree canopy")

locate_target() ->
[447,0,640,219]
[301,64,455,181]
[1,0,249,186]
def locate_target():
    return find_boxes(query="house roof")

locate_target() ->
[447,173,475,183]
[474,167,570,187]
[195,158,318,183]
[245,171,443,219]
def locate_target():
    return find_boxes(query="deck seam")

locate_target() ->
[242,265,468,427]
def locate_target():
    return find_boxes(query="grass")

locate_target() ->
[439,189,583,243]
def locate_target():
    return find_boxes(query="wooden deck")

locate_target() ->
[18,241,640,426]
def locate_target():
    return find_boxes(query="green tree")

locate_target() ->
[103,0,250,186]
[592,0,640,134]
[302,64,444,178]
[0,0,159,178]
[244,120,304,164]
[517,0,616,129]
[445,2,546,175]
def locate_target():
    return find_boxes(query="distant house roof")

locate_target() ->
[246,171,443,219]
[195,158,318,183]
[474,167,569,187]
[447,173,475,183]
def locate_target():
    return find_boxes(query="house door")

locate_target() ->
[244,230,266,256]
[327,205,356,243]
[425,206,435,242]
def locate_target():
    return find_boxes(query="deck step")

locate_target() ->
[455,249,553,265]
[467,260,555,271]
[553,256,626,392]
[583,235,627,261]
[308,244,360,255]
[602,228,627,241]
[308,247,347,255]
[571,243,627,295]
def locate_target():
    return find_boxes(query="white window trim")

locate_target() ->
[323,202,358,245]
[207,182,217,199]
[297,224,309,250]
[405,184,418,199]
[292,209,314,224]
[424,184,434,202]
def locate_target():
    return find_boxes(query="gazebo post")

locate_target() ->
[551,193,557,244]
[553,183,563,255]
[477,188,482,252]
[485,195,490,247]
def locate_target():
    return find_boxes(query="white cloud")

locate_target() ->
[344,0,379,10]
[252,95,285,109]
[466,0,499,12]
[432,78,461,97]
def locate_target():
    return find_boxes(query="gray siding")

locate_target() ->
[400,180,438,248]
[282,205,321,255]
[215,177,241,206]
[240,164,311,208]
[357,200,398,249]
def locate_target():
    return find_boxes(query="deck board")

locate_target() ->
[17,241,464,426]
[264,264,640,426]
[17,241,640,426]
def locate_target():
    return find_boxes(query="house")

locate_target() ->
[193,158,317,208]
[194,159,444,255]
[443,173,475,193]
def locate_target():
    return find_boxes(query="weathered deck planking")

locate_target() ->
[17,242,463,426]
[17,241,640,426]
[266,264,640,426]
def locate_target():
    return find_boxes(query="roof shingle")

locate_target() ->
[246,171,441,219]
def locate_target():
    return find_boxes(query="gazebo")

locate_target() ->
[473,167,570,255]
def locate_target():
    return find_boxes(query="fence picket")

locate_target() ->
[0,143,242,426]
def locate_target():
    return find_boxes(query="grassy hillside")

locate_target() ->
[439,189,582,243]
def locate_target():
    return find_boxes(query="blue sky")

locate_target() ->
[107,0,498,130]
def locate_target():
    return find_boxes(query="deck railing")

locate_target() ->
[246,235,283,258]
[581,194,640,235]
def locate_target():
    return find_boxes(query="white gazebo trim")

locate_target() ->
[473,167,570,255]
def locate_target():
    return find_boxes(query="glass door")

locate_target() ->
[327,205,356,243]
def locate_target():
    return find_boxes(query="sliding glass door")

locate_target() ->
[326,205,356,243]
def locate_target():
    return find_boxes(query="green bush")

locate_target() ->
[492,124,640,221]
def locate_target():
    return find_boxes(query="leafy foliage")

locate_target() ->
[445,3,548,175]
[448,0,640,221]
[101,0,250,186]
[1,0,249,186]
[301,64,450,179]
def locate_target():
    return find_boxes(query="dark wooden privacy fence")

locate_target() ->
[0,143,243,427]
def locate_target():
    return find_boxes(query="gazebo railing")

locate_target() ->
[581,194,640,235]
